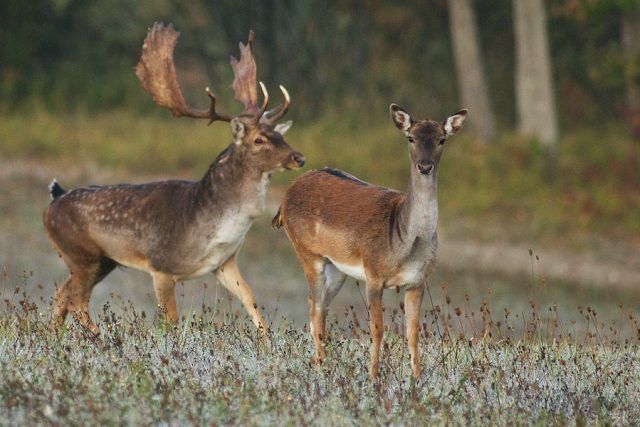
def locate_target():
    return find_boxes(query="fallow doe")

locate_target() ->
[44,23,304,334]
[273,105,467,377]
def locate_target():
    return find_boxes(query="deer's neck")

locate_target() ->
[395,169,438,246]
[196,144,270,214]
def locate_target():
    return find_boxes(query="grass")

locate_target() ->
[1,109,639,247]
[1,279,639,425]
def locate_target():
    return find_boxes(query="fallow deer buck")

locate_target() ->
[273,105,467,377]
[44,23,304,335]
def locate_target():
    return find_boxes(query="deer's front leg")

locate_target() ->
[405,283,425,377]
[152,272,178,323]
[367,283,384,379]
[215,255,267,337]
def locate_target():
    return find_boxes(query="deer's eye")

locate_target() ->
[407,137,415,144]
[439,137,446,145]
[254,138,266,145]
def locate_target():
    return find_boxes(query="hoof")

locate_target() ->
[310,355,324,366]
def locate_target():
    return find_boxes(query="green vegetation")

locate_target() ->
[2,110,638,244]
[1,285,639,425]
[1,0,637,127]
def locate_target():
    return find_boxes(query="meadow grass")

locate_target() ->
[1,110,639,424]
[1,109,639,246]
[1,277,639,425]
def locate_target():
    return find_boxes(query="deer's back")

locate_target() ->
[280,168,404,263]
[44,181,200,270]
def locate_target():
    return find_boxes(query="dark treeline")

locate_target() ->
[1,0,637,134]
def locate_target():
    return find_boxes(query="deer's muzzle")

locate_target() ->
[286,152,306,170]
[416,162,435,175]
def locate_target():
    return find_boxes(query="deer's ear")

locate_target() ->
[443,109,468,137]
[390,104,413,134]
[274,120,293,135]
[230,118,246,144]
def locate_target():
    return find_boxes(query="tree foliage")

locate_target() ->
[0,0,636,129]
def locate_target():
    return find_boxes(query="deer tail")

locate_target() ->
[272,206,284,229]
[48,179,67,200]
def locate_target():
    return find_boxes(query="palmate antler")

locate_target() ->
[229,31,289,124]
[135,23,231,123]
[135,22,289,125]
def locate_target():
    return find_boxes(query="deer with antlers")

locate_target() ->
[43,23,304,335]
[273,105,467,377]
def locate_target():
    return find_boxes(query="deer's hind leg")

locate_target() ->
[53,276,73,328]
[320,263,347,313]
[151,272,178,324]
[293,249,329,365]
[55,257,116,334]
[314,262,347,355]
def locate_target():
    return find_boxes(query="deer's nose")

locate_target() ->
[416,162,434,175]
[292,152,305,167]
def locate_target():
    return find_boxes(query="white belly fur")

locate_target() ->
[328,258,366,281]
[328,256,434,287]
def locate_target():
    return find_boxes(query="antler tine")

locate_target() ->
[261,85,291,124]
[205,87,233,125]
[255,81,270,122]
[135,22,232,123]
[247,29,255,46]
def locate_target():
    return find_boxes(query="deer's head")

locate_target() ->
[135,23,304,173]
[390,104,467,176]
[230,116,304,173]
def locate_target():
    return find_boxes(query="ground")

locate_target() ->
[1,300,639,424]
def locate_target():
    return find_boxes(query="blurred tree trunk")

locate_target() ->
[513,0,558,145]
[622,4,640,139]
[447,0,496,142]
